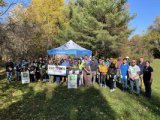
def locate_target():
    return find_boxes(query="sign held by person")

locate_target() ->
[68,74,77,89]
[48,65,66,76]
[21,72,30,84]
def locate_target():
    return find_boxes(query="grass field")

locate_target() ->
[0,60,160,120]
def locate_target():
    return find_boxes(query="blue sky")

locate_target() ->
[1,0,160,37]
[128,0,160,36]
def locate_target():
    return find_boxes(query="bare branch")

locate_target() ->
[0,0,18,16]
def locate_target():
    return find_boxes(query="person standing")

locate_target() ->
[15,59,22,81]
[28,63,36,82]
[48,58,54,83]
[90,57,99,84]
[138,57,146,89]
[108,63,117,92]
[99,59,108,88]
[120,58,129,91]
[128,59,141,96]
[5,59,14,83]
[61,58,70,82]
[126,56,130,65]
[83,60,92,85]
[116,57,123,82]
[143,61,153,98]
[38,57,45,81]
[84,55,91,64]
[34,59,40,81]
[105,58,110,67]
[54,58,61,83]
[97,58,103,85]
[78,59,84,85]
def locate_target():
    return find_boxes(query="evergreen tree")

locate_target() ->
[57,0,134,57]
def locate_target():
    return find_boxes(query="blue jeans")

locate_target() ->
[114,79,116,88]
[55,76,60,83]
[130,79,140,94]
[6,72,12,81]
[121,76,128,90]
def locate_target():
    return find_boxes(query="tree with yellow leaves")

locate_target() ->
[26,0,65,48]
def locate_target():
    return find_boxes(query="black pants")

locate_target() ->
[110,78,114,89]
[30,74,35,82]
[144,81,152,98]
[35,72,40,80]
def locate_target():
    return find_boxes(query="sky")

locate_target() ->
[128,0,160,36]
[1,0,160,37]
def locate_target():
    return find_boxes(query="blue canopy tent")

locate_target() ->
[47,40,92,56]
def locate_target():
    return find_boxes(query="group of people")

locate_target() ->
[5,55,153,98]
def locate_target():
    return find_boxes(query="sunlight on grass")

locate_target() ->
[0,59,160,120]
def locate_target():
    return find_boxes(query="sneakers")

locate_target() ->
[110,89,116,92]
[110,89,113,92]
[112,88,116,91]
[136,94,140,97]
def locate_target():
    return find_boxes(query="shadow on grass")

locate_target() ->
[138,91,160,118]
[0,71,6,80]
[0,80,29,94]
[122,89,160,119]
[115,77,160,119]
[0,84,117,120]
[110,79,160,119]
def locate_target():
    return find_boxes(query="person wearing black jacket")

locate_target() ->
[5,59,14,83]
[143,61,153,98]
[108,63,117,92]
[15,59,22,81]
[34,60,40,81]
[28,64,36,82]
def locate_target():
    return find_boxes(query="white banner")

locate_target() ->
[21,72,30,84]
[48,65,66,76]
[68,74,77,89]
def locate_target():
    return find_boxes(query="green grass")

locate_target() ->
[0,59,160,120]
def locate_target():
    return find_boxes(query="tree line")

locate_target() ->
[0,0,160,61]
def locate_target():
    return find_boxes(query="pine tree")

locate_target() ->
[57,0,134,57]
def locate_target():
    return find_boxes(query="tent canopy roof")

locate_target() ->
[47,40,92,56]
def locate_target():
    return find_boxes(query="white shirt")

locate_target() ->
[128,65,140,79]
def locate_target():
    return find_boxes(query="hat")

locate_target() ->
[126,56,129,59]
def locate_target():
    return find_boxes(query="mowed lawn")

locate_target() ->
[0,60,160,120]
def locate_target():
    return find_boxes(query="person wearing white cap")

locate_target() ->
[126,56,130,65]
[126,56,129,59]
